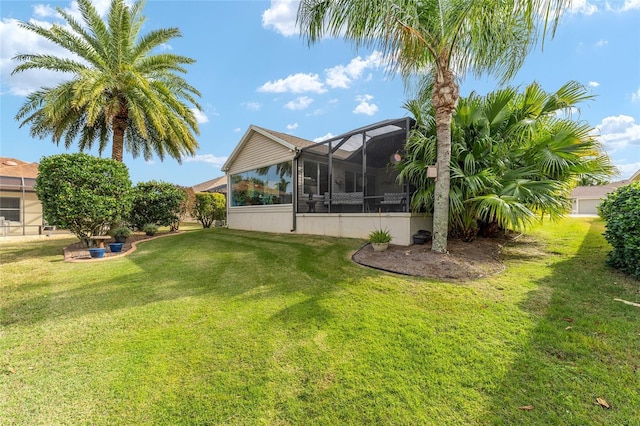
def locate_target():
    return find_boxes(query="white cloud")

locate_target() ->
[191,108,209,124]
[262,0,299,37]
[0,17,76,96]
[595,39,608,47]
[234,127,242,132]
[183,154,228,167]
[569,0,599,15]
[286,123,298,130]
[588,81,600,88]
[258,73,326,94]
[631,87,640,102]
[325,51,383,89]
[619,0,640,11]
[284,96,314,110]
[243,101,262,111]
[313,132,335,142]
[353,94,378,116]
[616,161,640,179]
[595,115,640,152]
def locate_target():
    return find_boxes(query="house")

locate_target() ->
[569,169,640,215]
[0,157,44,236]
[220,118,432,245]
[192,175,227,194]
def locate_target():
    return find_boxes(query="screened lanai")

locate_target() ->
[297,117,415,214]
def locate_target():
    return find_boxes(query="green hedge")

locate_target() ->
[598,182,640,279]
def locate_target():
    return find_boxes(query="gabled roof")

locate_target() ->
[0,157,38,179]
[192,175,227,193]
[570,180,629,198]
[221,125,315,171]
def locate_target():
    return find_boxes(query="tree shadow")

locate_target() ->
[1,229,366,329]
[478,218,640,424]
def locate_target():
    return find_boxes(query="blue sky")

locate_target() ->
[1,0,639,187]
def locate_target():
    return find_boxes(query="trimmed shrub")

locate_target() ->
[598,182,640,279]
[193,192,226,228]
[34,153,132,246]
[130,181,185,230]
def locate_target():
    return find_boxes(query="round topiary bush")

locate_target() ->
[598,182,640,279]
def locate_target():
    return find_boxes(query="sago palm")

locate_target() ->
[297,0,568,252]
[12,0,201,162]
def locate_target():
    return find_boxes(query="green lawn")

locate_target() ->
[1,218,638,425]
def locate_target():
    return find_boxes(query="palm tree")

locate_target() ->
[12,0,201,163]
[400,81,616,240]
[297,0,568,253]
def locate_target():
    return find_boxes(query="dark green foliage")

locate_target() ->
[193,192,226,228]
[400,81,616,240]
[129,181,186,230]
[34,153,132,246]
[598,182,640,279]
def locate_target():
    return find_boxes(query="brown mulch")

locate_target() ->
[63,232,176,262]
[352,234,517,280]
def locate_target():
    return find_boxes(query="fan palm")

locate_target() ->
[400,81,616,240]
[12,0,201,162]
[297,0,568,252]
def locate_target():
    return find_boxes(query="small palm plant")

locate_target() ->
[369,228,392,246]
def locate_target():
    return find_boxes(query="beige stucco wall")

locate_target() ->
[0,191,43,236]
[296,213,432,246]
[227,205,294,234]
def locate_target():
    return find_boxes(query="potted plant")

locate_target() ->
[369,228,392,252]
[142,223,158,236]
[110,227,132,243]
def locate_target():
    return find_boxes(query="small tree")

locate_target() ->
[130,181,186,230]
[598,182,640,279]
[193,192,226,228]
[171,186,196,231]
[35,153,132,246]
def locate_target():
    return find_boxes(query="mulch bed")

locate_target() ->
[352,234,515,281]
[63,232,176,262]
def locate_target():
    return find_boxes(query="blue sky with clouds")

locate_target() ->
[1,0,639,187]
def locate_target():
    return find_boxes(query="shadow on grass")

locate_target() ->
[480,218,640,424]
[0,228,367,328]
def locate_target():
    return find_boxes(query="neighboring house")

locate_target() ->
[221,118,432,245]
[192,175,227,194]
[0,157,43,236]
[569,169,640,215]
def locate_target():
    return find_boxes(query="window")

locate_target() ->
[0,197,20,222]
[230,162,293,206]
[344,170,363,193]
[303,161,328,195]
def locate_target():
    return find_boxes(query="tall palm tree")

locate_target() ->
[297,0,568,253]
[12,0,201,163]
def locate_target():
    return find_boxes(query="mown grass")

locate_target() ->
[1,218,638,425]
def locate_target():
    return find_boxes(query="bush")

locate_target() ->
[193,192,226,228]
[598,182,640,279]
[130,181,185,230]
[142,223,158,236]
[34,153,133,246]
[172,186,196,231]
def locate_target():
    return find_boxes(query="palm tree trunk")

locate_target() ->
[431,65,459,254]
[111,115,127,162]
